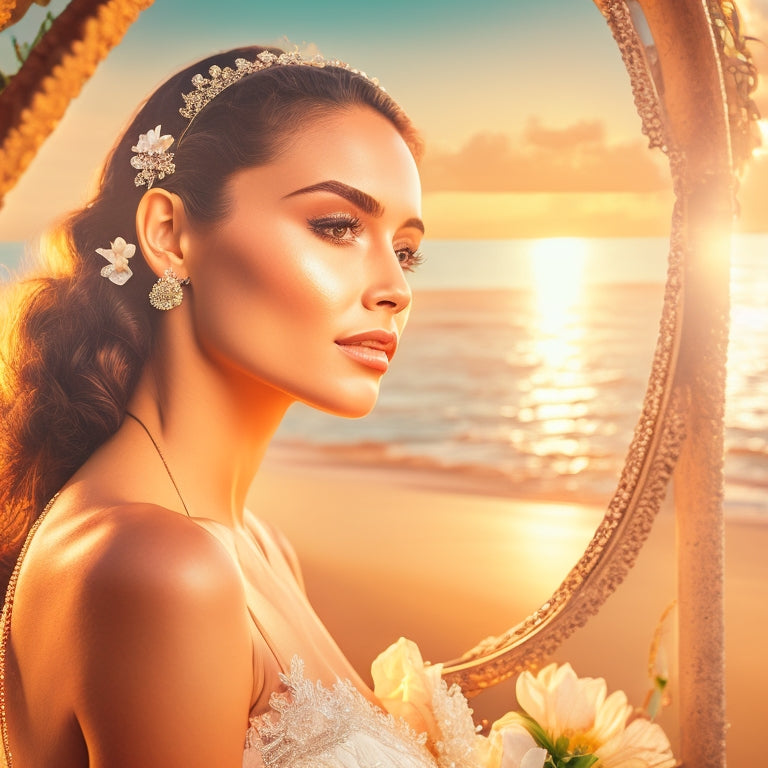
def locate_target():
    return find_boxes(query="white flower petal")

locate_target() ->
[597,717,676,768]
[96,247,115,263]
[520,748,548,768]
[500,727,541,768]
[558,675,606,733]
[588,689,633,744]
[111,239,135,259]
[108,266,133,285]
[516,665,553,725]
[371,638,442,744]
[517,663,602,734]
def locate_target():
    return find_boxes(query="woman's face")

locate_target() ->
[183,106,423,417]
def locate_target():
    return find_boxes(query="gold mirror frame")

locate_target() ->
[441,3,756,739]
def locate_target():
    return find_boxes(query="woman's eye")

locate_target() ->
[308,215,362,243]
[395,247,425,272]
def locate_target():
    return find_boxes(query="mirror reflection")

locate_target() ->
[259,240,667,666]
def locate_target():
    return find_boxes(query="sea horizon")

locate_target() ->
[1,235,766,517]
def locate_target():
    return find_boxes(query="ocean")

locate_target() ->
[2,236,766,516]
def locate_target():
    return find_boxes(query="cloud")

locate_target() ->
[420,118,668,194]
[523,118,606,150]
[422,190,676,239]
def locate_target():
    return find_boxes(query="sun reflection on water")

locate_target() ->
[521,238,593,472]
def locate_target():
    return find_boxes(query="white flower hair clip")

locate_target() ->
[130,125,175,189]
[97,237,135,285]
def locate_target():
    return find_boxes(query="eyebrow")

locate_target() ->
[284,180,383,217]
[401,217,425,234]
[283,180,425,233]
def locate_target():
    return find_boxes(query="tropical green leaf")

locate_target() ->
[0,11,56,93]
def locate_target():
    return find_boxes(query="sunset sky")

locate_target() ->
[1,0,767,239]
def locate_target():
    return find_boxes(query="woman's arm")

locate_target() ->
[70,505,254,768]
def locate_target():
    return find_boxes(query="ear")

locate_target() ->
[135,189,190,279]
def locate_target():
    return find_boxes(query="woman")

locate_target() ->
[0,45,446,767]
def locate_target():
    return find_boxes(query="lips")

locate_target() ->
[335,330,398,372]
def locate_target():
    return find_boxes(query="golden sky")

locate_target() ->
[1,0,767,240]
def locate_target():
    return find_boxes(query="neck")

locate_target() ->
[126,318,293,527]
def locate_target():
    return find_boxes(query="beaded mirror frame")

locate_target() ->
[441,2,757,737]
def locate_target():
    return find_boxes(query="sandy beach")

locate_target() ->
[249,449,766,766]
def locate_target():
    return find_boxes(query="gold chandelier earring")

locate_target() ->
[148,268,191,311]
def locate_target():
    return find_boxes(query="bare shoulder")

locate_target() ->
[74,502,244,601]
[62,504,253,767]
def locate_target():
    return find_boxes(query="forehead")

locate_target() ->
[228,106,422,214]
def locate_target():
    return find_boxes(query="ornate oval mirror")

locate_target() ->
[0,1,674,665]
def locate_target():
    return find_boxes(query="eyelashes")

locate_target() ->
[307,213,424,271]
[394,247,425,272]
[307,213,363,244]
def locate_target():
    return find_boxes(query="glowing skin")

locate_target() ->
[183,107,424,418]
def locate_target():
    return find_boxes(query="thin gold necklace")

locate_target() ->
[124,411,191,518]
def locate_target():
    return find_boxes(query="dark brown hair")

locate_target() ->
[0,45,422,587]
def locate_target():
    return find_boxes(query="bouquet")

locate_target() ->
[372,638,676,768]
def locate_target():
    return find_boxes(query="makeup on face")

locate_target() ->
[182,106,424,418]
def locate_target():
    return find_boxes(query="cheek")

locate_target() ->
[190,229,355,365]
[396,304,412,335]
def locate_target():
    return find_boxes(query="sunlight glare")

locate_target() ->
[528,238,588,371]
[753,119,768,158]
[529,238,588,325]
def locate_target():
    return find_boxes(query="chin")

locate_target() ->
[303,382,381,419]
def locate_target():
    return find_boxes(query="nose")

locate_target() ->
[362,248,412,315]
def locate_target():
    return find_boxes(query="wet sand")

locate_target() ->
[248,451,767,766]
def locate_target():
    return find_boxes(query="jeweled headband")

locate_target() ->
[130,50,381,189]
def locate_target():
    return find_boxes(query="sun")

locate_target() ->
[529,237,588,336]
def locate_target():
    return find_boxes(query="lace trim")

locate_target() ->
[431,679,487,768]
[246,657,435,768]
